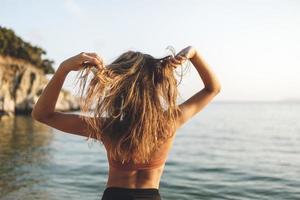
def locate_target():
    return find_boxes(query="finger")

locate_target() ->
[176,55,187,59]
[174,57,185,63]
[85,52,103,63]
[170,61,181,66]
[84,53,105,70]
[81,54,102,66]
[80,52,101,62]
[171,57,186,68]
[178,56,187,63]
[176,52,187,58]
[170,58,182,65]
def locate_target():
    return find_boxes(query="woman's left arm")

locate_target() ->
[31,52,103,138]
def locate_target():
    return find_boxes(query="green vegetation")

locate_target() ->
[0,26,55,74]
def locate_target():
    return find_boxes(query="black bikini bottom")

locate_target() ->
[101,187,162,200]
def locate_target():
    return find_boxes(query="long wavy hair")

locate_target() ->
[75,47,189,164]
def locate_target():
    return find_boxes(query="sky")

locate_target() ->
[1,0,300,102]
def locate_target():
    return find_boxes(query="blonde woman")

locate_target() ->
[32,46,221,200]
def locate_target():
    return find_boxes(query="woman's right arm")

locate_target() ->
[175,46,221,128]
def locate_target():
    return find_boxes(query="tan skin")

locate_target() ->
[31,46,221,189]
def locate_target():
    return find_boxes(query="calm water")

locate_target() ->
[1,102,300,200]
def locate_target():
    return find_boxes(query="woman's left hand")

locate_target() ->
[59,52,104,72]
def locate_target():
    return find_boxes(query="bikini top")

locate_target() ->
[102,136,174,171]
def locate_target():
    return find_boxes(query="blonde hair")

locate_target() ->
[76,48,189,164]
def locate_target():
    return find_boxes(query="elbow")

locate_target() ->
[31,109,40,121]
[214,85,221,94]
[31,109,36,119]
[31,109,46,122]
[205,84,221,94]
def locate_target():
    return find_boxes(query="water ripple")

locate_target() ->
[1,103,300,199]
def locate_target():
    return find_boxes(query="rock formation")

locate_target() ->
[0,55,80,120]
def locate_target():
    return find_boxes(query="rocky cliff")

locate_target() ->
[0,55,80,120]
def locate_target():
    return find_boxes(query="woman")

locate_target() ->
[31,46,221,200]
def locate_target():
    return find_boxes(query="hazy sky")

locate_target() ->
[1,0,300,101]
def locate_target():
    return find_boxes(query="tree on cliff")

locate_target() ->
[0,26,55,74]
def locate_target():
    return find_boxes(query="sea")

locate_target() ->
[0,102,300,200]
